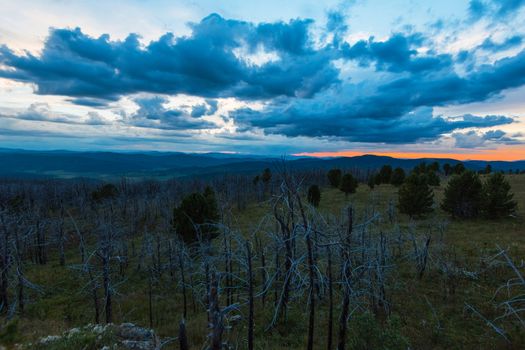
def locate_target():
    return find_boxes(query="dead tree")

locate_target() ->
[327,246,334,350]
[208,272,224,350]
[337,206,353,350]
[246,241,254,350]
[179,319,189,350]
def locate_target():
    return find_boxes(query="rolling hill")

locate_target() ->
[0,149,524,179]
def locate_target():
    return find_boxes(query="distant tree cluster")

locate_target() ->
[396,163,517,219]
[411,162,440,186]
[442,171,517,219]
[253,168,273,199]
[442,162,466,176]
[327,168,359,197]
[368,165,406,188]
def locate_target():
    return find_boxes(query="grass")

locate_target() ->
[1,174,524,349]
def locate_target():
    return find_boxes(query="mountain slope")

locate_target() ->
[0,149,523,179]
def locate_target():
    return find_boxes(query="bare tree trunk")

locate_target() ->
[209,273,223,350]
[148,271,153,328]
[102,255,112,324]
[306,231,315,350]
[337,287,350,350]
[0,221,9,313]
[338,207,353,350]
[88,268,100,324]
[178,247,187,319]
[327,247,333,350]
[257,237,267,306]
[246,241,254,350]
[179,319,189,350]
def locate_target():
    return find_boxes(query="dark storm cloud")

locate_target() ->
[233,104,514,143]
[233,44,525,142]
[0,14,338,103]
[0,12,524,146]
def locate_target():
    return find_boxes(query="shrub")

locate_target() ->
[307,185,321,207]
[398,173,434,218]
[0,318,19,345]
[348,313,409,350]
[340,173,358,197]
[327,168,342,187]
[390,167,406,186]
[441,170,483,218]
[482,172,517,218]
[173,186,220,244]
[261,168,272,184]
[91,183,118,202]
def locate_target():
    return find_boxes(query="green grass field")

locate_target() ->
[2,174,524,349]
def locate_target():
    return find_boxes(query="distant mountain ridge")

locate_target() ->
[0,149,523,179]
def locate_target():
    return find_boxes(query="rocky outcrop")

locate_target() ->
[114,323,160,350]
[31,323,160,350]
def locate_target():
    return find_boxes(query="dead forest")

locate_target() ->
[0,165,523,349]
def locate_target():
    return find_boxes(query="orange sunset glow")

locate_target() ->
[296,146,525,161]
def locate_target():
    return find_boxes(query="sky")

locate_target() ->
[1,0,525,160]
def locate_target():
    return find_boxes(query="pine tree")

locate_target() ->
[483,172,517,218]
[327,169,342,188]
[453,163,466,174]
[307,185,321,207]
[173,187,220,244]
[441,170,483,218]
[339,173,358,197]
[398,173,434,218]
[390,167,406,186]
[261,168,272,185]
[379,165,393,184]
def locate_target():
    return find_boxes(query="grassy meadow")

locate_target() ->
[1,174,524,349]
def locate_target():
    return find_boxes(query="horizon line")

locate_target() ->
[1,147,525,162]
[294,149,525,162]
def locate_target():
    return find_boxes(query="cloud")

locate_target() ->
[127,96,218,130]
[1,103,110,125]
[0,14,338,103]
[341,33,453,73]
[453,130,486,148]
[190,100,218,118]
[453,129,523,148]
[1,11,524,151]
[468,0,525,21]
[478,35,523,52]
[234,102,514,143]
